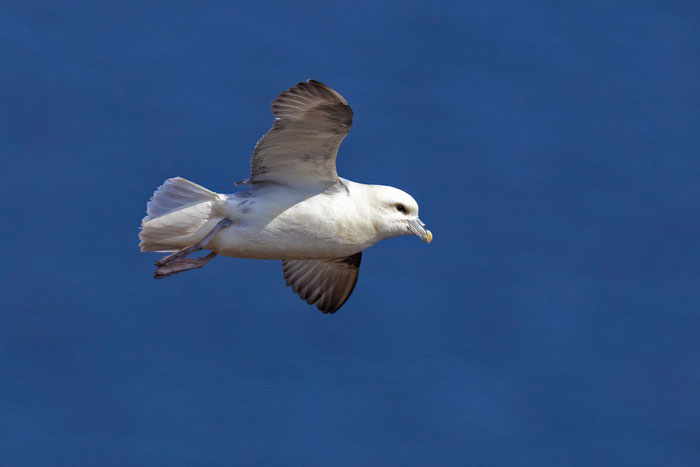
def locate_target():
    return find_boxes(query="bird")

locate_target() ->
[139,79,432,314]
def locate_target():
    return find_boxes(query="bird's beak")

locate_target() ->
[407,218,433,243]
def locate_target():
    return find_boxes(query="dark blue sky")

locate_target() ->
[1,1,698,465]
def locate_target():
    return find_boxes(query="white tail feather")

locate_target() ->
[139,177,226,252]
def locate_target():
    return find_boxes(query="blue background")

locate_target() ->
[2,1,698,465]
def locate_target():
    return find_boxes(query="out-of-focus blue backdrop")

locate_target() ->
[1,1,698,465]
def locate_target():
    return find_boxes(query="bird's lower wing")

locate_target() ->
[281,252,362,314]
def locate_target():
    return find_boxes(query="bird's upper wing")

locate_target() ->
[281,252,362,314]
[240,80,353,187]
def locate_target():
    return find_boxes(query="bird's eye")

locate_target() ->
[396,203,407,213]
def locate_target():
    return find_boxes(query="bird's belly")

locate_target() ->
[207,222,371,260]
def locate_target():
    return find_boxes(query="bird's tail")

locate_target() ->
[139,177,227,252]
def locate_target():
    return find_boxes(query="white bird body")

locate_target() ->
[214,180,380,260]
[139,80,432,313]
[143,178,408,260]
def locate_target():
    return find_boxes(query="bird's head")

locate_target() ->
[368,185,433,243]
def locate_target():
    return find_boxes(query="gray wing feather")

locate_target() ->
[242,80,353,187]
[281,252,362,314]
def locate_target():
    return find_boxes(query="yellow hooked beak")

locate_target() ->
[408,218,433,243]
